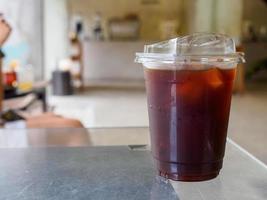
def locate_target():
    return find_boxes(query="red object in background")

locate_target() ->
[145,67,236,181]
[4,71,17,87]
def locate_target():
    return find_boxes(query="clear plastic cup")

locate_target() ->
[136,33,245,181]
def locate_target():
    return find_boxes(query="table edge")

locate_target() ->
[227,138,267,170]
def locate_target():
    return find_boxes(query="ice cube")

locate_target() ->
[177,81,204,104]
[205,68,224,90]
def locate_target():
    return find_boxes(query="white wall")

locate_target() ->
[185,0,214,33]
[44,0,68,80]
[185,0,243,39]
[83,41,145,83]
[215,0,243,39]
[0,0,43,80]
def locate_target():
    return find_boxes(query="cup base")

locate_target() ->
[158,170,219,182]
[156,159,222,182]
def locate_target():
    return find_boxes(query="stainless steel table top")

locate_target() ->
[0,128,266,200]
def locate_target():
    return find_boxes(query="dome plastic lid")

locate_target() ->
[135,33,245,65]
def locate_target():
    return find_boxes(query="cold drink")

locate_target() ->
[145,67,236,181]
[136,33,244,181]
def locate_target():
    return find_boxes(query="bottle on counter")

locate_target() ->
[92,11,104,41]
[70,13,84,39]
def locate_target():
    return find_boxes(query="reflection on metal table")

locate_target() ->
[0,128,266,200]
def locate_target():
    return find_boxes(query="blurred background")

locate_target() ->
[0,0,266,162]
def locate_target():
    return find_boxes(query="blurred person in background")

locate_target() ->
[0,14,12,111]
[0,15,83,128]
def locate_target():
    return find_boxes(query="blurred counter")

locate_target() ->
[82,41,149,87]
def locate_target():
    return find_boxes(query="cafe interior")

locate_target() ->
[0,0,267,199]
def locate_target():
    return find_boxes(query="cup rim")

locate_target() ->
[135,52,245,65]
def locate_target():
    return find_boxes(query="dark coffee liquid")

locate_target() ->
[145,67,236,181]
